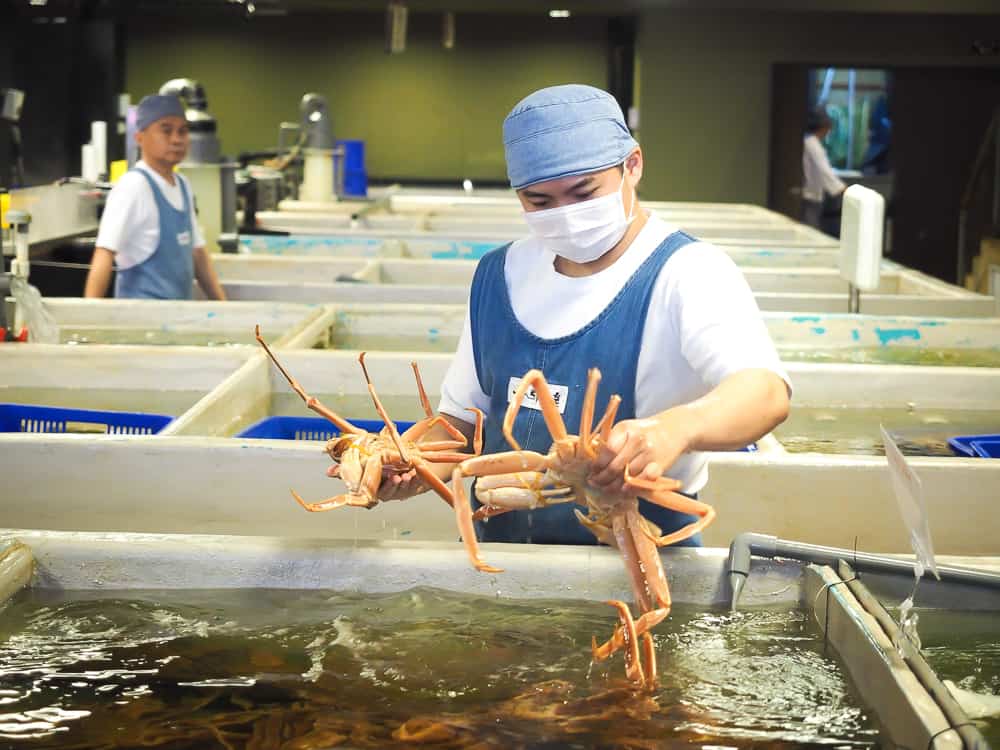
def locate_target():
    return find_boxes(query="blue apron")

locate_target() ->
[469,230,702,546]
[115,169,195,300]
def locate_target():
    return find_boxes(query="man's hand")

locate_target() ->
[326,463,430,502]
[377,468,431,502]
[588,411,693,494]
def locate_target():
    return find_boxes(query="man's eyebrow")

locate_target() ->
[521,187,551,199]
[522,176,596,199]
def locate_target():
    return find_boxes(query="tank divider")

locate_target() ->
[835,560,989,750]
[805,561,988,749]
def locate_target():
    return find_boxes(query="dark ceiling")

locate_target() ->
[6,0,1000,18]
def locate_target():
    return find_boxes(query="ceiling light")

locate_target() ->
[549,9,571,19]
[442,11,455,50]
[28,0,48,6]
[386,1,408,54]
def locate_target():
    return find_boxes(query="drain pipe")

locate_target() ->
[727,532,1000,611]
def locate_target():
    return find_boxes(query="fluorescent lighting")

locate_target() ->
[549,9,571,18]
[29,0,48,6]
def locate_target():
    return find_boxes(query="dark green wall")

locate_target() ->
[636,9,1000,203]
[126,12,609,183]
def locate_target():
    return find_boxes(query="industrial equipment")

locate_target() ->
[298,93,341,203]
[1,209,30,341]
[1,88,25,188]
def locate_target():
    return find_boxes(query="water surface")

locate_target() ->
[0,588,877,749]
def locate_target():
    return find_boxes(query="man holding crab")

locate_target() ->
[381,83,791,547]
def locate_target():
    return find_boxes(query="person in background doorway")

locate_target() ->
[801,107,846,231]
[83,94,226,300]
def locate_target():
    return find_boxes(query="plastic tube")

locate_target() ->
[727,532,1000,611]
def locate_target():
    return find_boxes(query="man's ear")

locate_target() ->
[625,148,643,182]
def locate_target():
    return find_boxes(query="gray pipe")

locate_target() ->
[727,532,1000,612]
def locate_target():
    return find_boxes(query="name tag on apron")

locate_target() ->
[507,376,568,415]
[176,230,192,247]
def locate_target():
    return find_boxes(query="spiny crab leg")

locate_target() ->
[255,325,362,435]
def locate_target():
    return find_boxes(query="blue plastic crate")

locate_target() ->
[948,433,1000,458]
[237,415,416,441]
[970,439,1000,459]
[0,403,173,435]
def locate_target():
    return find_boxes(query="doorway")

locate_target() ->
[769,63,1000,283]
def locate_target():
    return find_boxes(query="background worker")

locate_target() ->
[83,94,226,300]
[378,84,790,549]
[801,107,847,232]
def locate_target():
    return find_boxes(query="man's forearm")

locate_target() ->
[666,368,790,452]
[193,247,227,300]
[83,247,115,298]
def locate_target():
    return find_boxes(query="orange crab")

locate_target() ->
[449,368,716,686]
[255,325,482,512]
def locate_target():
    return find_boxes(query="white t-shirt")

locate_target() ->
[438,213,791,495]
[802,133,846,203]
[96,161,205,269]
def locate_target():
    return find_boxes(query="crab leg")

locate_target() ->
[255,325,362,435]
[402,416,467,448]
[579,369,601,459]
[410,361,434,418]
[591,605,669,662]
[610,508,666,613]
[451,465,503,574]
[626,467,717,547]
[358,352,410,463]
[596,395,621,443]
[600,600,652,686]
[291,490,372,512]
[503,370,569,451]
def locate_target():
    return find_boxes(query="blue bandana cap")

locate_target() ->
[136,94,186,132]
[503,84,638,190]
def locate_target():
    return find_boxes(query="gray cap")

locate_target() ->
[136,94,185,132]
[503,84,638,190]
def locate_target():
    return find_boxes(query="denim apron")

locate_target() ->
[469,230,701,545]
[115,169,195,300]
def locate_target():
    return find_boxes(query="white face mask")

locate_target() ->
[522,166,636,264]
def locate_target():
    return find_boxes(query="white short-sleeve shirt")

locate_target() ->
[438,213,791,495]
[802,133,847,202]
[96,160,205,269]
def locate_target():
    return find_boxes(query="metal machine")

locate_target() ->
[298,92,343,202]
[1,209,30,341]
[1,88,26,189]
